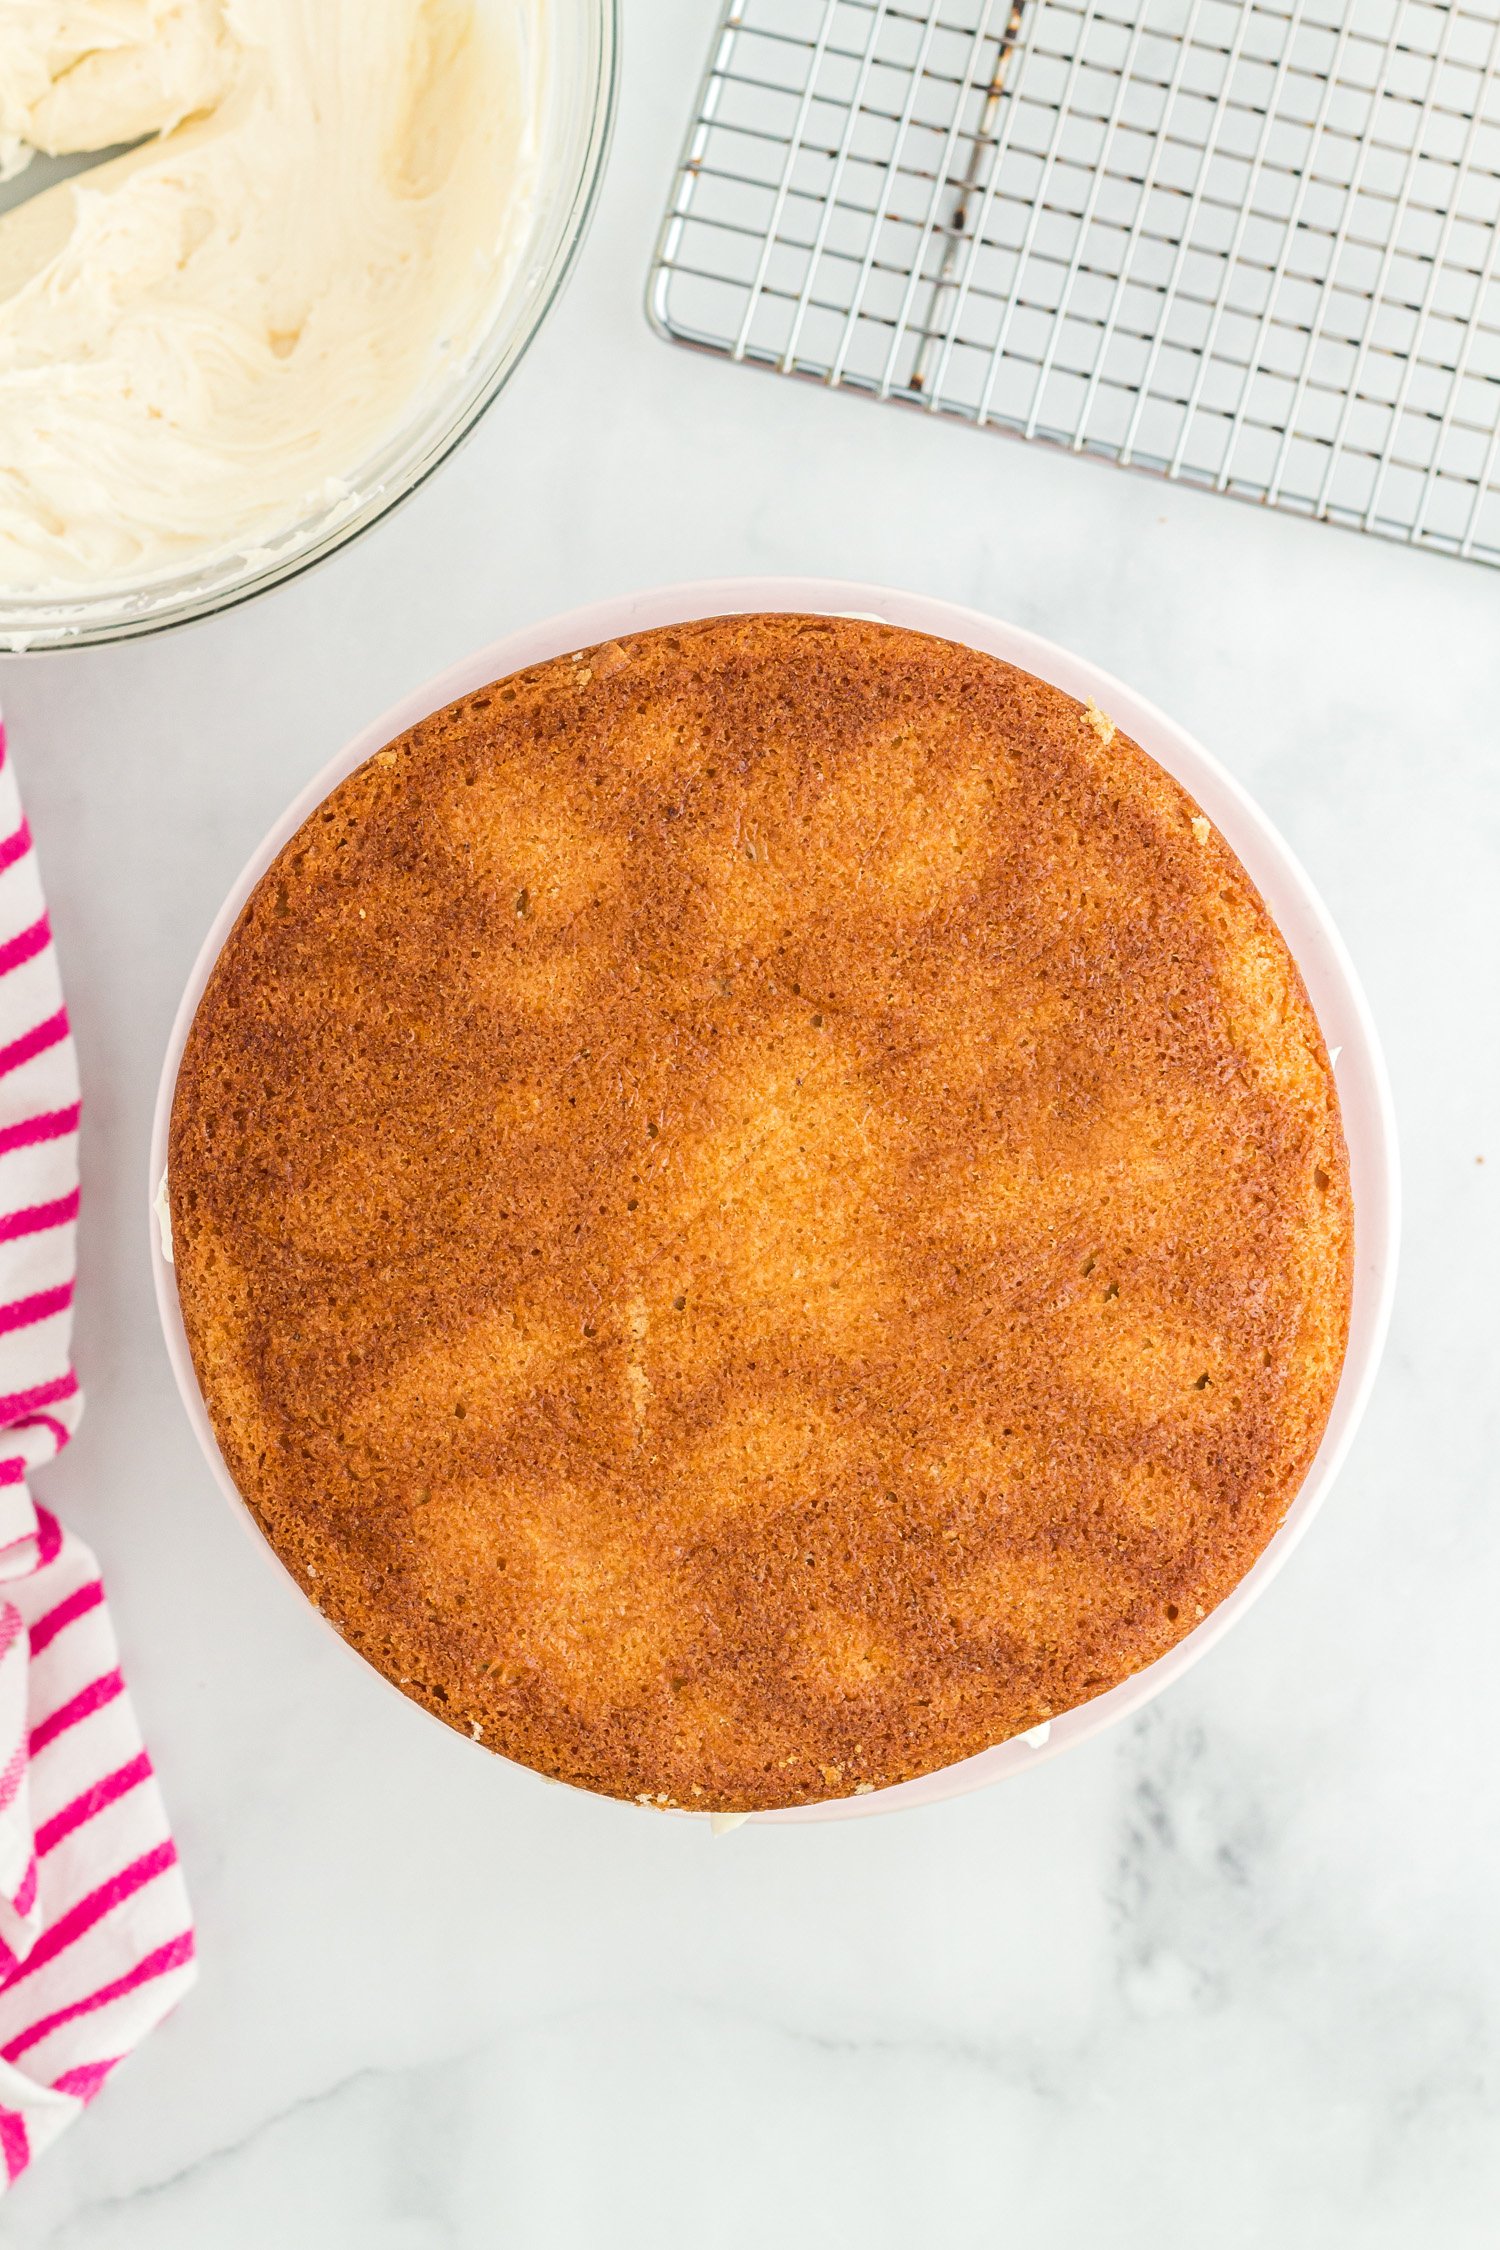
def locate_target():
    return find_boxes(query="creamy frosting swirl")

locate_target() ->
[0,1,541,589]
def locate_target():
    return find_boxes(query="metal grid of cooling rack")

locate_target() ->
[648,0,1500,565]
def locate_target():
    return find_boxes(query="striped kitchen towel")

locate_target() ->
[0,719,194,2191]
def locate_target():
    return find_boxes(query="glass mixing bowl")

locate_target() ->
[0,0,618,654]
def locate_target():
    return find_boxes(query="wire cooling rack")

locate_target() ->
[648,0,1500,565]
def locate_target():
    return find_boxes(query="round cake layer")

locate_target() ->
[169,614,1353,1809]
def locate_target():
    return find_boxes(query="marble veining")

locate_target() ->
[0,1,1496,2242]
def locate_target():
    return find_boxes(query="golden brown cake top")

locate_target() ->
[169,614,1352,1810]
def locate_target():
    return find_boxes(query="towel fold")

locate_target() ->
[0,717,194,2192]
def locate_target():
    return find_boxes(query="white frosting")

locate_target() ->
[0,4,231,178]
[0,0,542,589]
[153,1168,173,1263]
[708,1811,751,1837]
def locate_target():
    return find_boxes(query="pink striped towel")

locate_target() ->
[0,719,194,2191]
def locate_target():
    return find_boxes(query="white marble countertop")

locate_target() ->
[2,3,1497,2242]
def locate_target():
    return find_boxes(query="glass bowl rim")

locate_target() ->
[0,0,620,656]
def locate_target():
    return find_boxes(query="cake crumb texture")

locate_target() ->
[169,615,1353,1809]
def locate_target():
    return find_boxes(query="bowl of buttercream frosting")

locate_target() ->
[0,0,616,650]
